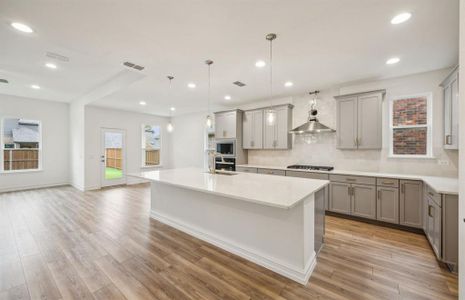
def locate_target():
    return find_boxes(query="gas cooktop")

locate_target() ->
[287,165,334,171]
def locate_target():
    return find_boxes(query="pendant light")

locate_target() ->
[265,33,277,126]
[166,76,174,133]
[205,59,214,128]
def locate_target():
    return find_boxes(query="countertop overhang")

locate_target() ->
[130,168,329,209]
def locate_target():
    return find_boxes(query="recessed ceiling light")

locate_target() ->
[255,60,266,68]
[391,12,412,25]
[11,22,33,33]
[45,63,57,69]
[139,101,146,106]
[187,83,196,88]
[31,84,40,89]
[386,57,400,65]
[224,95,231,100]
[170,107,176,111]
[284,81,294,87]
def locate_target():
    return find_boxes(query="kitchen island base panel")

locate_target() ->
[150,182,317,284]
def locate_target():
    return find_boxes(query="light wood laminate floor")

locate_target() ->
[0,184,458,300]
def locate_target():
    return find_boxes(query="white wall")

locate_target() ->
[0,94,69,192]
[84,106,172,190]
[247,68,458,177]
[69,101,85,190]
[458,0,464,297]
[171,111,209,168]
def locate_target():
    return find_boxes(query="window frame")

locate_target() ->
[388,92,433,159]
[1,117,43,173]
[141,124,162,168]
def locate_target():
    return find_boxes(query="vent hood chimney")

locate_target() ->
[290,90,336,134]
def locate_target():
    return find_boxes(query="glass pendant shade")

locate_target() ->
[206,115,213,128]
[265,109,276,126]
[167,121,174,132]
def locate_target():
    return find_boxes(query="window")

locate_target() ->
[2,118,42,172]
[389,93,432,158]
[141,125,161,166]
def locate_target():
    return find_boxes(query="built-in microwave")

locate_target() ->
[216,139,235,157]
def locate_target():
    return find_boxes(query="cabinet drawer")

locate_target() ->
[286,171,329,180]
[425,184,442,207]
[376,178,399,188]
[257,168,286,176]
[236,167,258,173]
[330,174,375,185]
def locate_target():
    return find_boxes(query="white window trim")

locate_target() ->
[0,117,43,173]
[141,124,162,168]
[388,92,434,159]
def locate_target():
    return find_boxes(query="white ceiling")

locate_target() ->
[0,0,459,116]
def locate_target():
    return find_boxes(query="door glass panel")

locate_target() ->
[104,132,123,180]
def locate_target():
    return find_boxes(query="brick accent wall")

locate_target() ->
[392,96,428,155]
[393,97,427,126]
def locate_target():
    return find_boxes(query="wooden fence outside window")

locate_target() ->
[3,149,39,171]
[105,148,122,169]
[145,149,160,166]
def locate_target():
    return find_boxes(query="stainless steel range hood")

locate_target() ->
[290,90,336,134]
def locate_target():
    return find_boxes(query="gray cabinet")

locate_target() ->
[376,186,399,224]
[441,67,459,150]
[263,105,293,149]
[329,182,351,214]
[236,166,257,173]
[335,90,384,150]
[243,110,263,149]
[426,196,442,258]
[399,180,423,228]
[257,168,286,176]
[442,194,458,267]
[215,110,240,139]
[351,184,376,219]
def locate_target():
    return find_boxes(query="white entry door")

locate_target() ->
[100,128,126,187]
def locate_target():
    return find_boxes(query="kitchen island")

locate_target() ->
[130,168,329,284]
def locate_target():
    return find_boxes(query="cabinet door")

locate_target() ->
[275,106,290,149]
[351,184,376,219]
[357,93,382,149]
[399,180,423,228]
[329,182,351,214]
[263,116,276,149]
[444,83,452,147]
[336,97,358,149]
[376,187,399,224]
[442,194,458,266]
[427,198,442,258]
[252,110,263,149]
[242,111,253,149]
[222,111,237,138]
[450,76,459,149]
[215,113,225,138]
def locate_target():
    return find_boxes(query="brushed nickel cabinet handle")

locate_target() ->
[382,181,394,185]
[428,205,434,218]
[446,135,452,145]
[346,178,357,182]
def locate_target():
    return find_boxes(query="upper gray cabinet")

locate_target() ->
[440,66,459,150]
[243,104,293,150]
[215,110,241,139]
[242,109,263,149]
[335,90,384,150]
[264,105,293,149]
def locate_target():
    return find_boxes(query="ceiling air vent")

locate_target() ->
[233,81,246,87]
[0,79,8,84]
[46,51,70,62]
[123,61,145,71]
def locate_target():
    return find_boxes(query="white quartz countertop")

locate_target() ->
[237,164,458,195]
[130,168,329,209]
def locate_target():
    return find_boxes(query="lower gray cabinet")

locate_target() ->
[329,182,351,214]
[257,168,286,176]
[351,184,376,219]
[442,194,458,267]
[236,166,258,173]
[399,180,423,228]
[376,186,399,224]
[426,197,442,258]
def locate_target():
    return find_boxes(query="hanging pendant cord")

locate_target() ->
[269,38,273,110]
[208,64,211,115]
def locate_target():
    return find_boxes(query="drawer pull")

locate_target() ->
[381,181,394,185]
[346,178,357,182]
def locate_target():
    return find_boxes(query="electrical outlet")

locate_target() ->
[437,160,450,166]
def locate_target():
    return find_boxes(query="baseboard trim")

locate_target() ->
[150,210,316,285]
[0,182,70,193]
